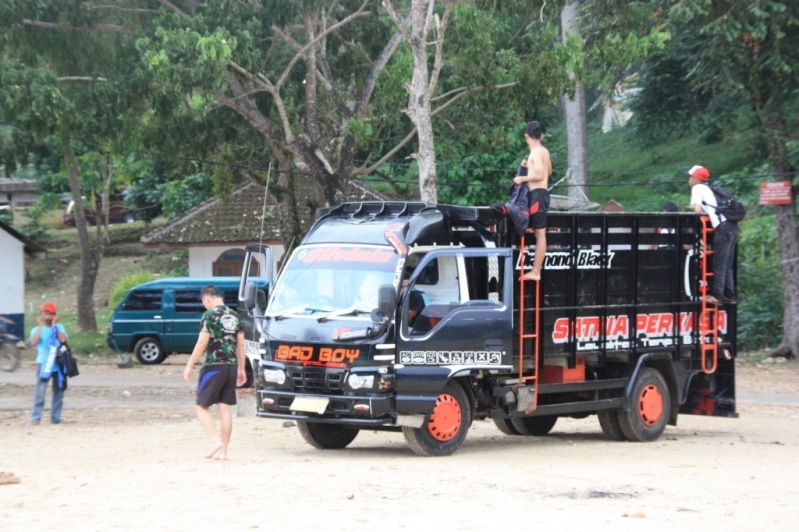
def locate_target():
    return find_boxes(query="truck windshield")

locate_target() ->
[268,244,399,318]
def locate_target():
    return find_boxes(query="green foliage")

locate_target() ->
[737,215,783,350]
[162,172,214,218]
[108,270,160,310]
[169,250,189,277]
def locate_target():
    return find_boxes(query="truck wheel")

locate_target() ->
[493,418,522,435]
[0,342,21,372]
[297,421,360,450]
[511,415,557,436]
[134,337,165,365]
[402,381,471,457]
[618,368,670,442]
[597,410,627,441]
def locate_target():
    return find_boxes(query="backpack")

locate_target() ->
[706,184,746,223]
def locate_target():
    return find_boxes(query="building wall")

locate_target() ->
[188,244,285,278]
[0,228,25,333]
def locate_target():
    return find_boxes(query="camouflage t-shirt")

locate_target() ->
[200,305,243,364]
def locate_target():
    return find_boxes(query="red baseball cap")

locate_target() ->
[41,302,57,313]
[686,165,710,181]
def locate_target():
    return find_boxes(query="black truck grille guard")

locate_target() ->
[286,367,346,393]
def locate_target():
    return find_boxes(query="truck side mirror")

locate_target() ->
[244,281,258,313]
[371,284,396,323]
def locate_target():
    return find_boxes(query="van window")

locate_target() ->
[175,290,204,313]
[123,290,162,311]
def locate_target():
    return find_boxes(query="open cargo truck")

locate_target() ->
[239,202,736,456]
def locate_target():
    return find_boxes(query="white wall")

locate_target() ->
[188,244,285,278]
[0,229,25,314]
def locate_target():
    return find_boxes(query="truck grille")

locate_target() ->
[286,367,345,393]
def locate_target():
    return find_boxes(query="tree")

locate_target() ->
[0,1,151,332]
[668,1,799,358]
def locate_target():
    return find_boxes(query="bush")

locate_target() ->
[736,216,783,350]
[108,271,161,309]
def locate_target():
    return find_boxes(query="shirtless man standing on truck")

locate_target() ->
[513,120,552,281]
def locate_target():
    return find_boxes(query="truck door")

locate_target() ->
[397,248,514,367]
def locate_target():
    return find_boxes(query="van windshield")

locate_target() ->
[268,244,398,318]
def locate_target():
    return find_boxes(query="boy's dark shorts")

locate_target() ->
[528,188,551,230]
[196,364,238,407]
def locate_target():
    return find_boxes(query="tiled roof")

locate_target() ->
[141,179,391,246]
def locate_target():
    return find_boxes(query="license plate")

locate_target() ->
[290,396,330,414]
[244,340,260,356]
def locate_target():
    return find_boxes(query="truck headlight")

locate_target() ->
[263,368,286,385]
[347,373,375,390]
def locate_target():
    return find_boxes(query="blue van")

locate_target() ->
[106,277,269,364]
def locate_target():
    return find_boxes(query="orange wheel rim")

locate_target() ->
[427,393,462,441]
[638,384,663,426]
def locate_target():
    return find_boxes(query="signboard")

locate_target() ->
[760,181,792,205]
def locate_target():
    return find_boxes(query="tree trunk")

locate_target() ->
[764,116,799,359]
[561,1,589,204]
[403,0,443,203]
[267,141,304,257]
[61,134,99,332]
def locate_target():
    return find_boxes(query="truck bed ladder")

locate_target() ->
[699,216,719,373]
[518,233,541,413]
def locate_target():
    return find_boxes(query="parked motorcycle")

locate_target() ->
[0,320,22,372]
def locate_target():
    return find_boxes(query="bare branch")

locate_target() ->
[382,1,412,41]
[22,19,135,35]
[87,5,158,14]
[428,1,456,98]
[57,76,109,82]
[153,0,186,17]
[271,0,370,90]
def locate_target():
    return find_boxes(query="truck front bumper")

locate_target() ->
[255,389,397,426]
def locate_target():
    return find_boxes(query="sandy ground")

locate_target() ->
[1,353,798,531]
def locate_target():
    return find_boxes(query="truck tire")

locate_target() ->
[597,410,627,441]
[618,368,670,442]
[493,418,522,435]
[402,381,471,457]
[511,415,558,436]
[134,337,165,365]
[297,421,360,450]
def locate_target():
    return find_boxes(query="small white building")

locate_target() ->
[0,219,45,335]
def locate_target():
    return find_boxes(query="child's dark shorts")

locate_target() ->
[528,188,551,229]
[196,364,238,407]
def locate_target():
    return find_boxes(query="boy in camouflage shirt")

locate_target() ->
[183,285,246,459]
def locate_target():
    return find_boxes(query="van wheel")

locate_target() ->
[618,368,670,442]
[511,415,558,436]
[297,421,359,450]
[402,381,471,457]
[134,337,165,365]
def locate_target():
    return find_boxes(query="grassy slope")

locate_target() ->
[584,126,762,212]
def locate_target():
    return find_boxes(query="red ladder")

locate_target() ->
[698,216,719,373]
[517,233,541,413]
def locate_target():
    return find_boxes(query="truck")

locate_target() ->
[238,201,736,456]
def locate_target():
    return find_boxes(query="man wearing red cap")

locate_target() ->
[28,302,69,424]
[687,165,738,305]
